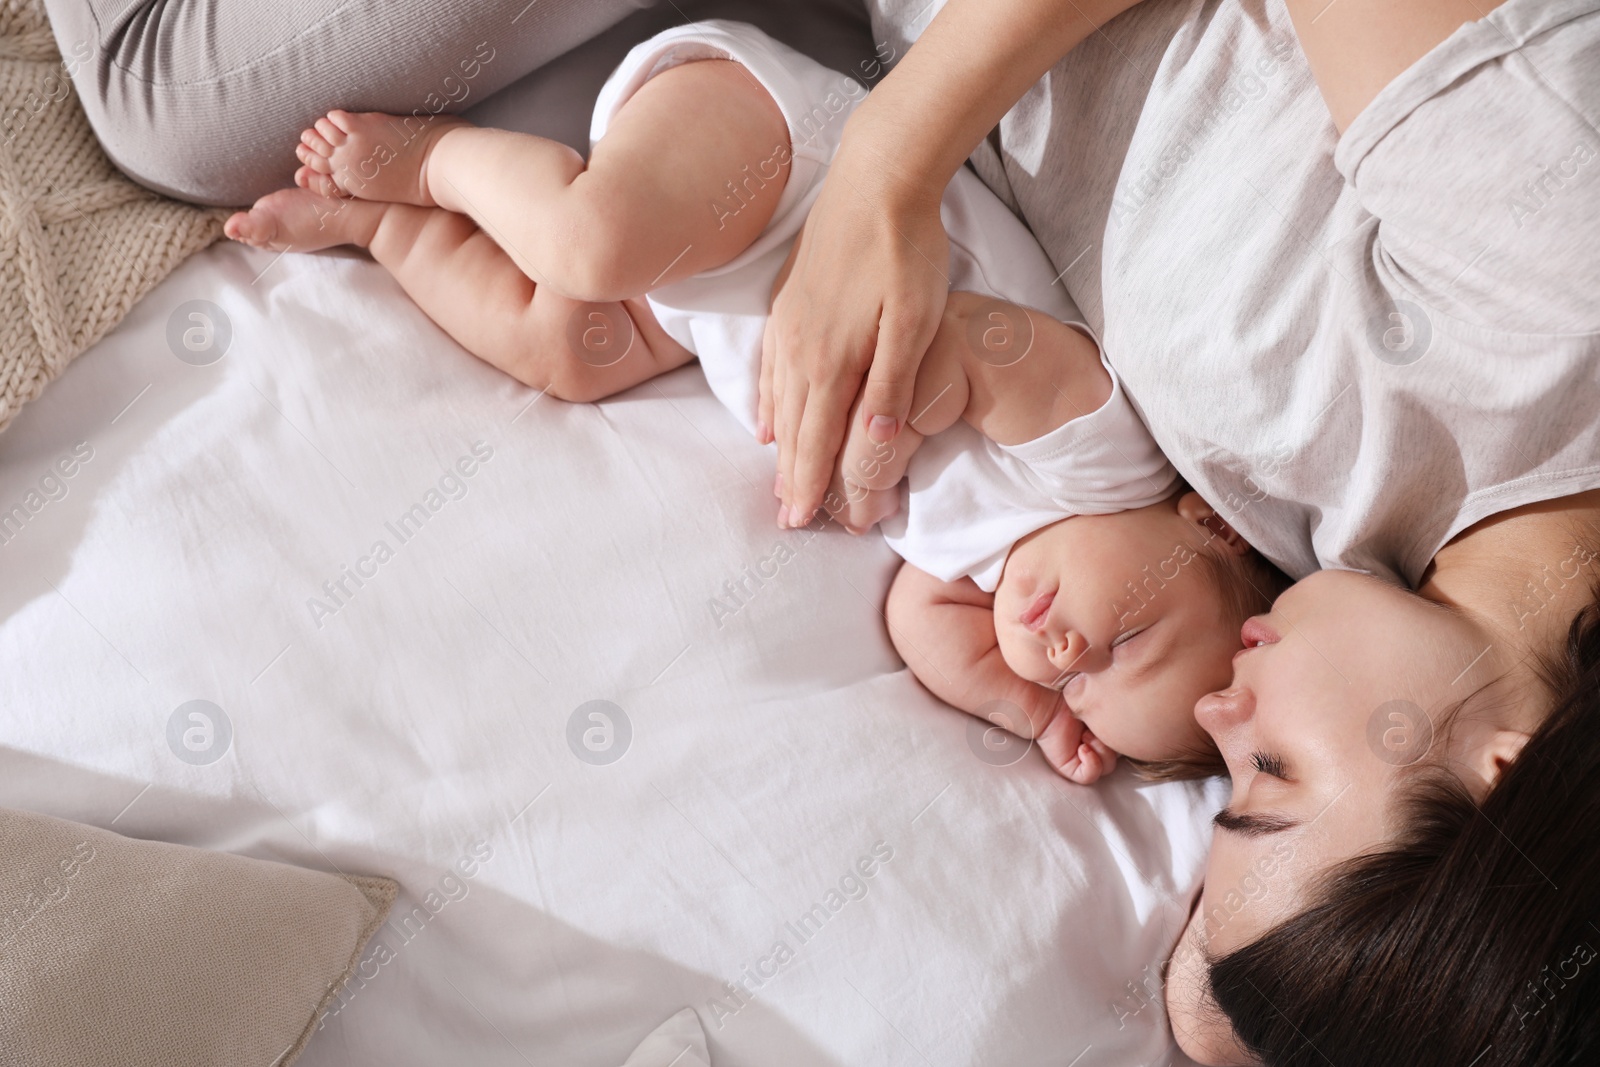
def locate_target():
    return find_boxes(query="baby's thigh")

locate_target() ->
[581,60,793,278]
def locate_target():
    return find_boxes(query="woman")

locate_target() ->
[56,0,1600,1058]
[759,0,1600,1061]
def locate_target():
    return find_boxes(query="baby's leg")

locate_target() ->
[225,189,693,402]
[297,59,792,303]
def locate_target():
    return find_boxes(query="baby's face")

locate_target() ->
[992,498,1244,762]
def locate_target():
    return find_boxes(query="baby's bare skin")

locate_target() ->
[293,109,472,206]
[226,59,793,402]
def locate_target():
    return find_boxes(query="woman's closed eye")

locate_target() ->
[1250,751,1289,779]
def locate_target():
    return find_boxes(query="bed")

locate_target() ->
[0,22,1218,1067]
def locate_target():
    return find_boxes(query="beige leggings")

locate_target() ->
[41,0,873,205]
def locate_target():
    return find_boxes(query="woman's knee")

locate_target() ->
[40,0,298,204]
[40,0,655,205]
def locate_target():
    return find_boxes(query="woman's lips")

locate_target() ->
[1240,616,1281,650]
[1020,590,1056,632]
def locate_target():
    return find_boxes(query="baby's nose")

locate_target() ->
[1049,630,1103,673]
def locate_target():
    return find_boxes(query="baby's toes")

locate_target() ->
[295,143,333,174]
[326,109,373,137]
[223,207,279,249]
[300,126,335,159]
[294,165,342,199]
[314,115,348,149]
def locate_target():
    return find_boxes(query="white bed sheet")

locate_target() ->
[0,239,1217,1066]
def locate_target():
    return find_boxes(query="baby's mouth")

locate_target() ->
[1020,589,1056,632]
[1046,670,1079,692]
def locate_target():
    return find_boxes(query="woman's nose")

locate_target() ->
[1195,687,1254,732]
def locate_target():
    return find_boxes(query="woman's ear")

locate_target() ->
[1461,728,1531,794]
[1177,492,1250,557]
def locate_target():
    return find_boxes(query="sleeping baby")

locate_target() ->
[225,19,1287,784]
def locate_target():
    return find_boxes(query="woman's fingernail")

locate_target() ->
[777,506,790,528]
[757,421,771,444]
[867,415,899,443]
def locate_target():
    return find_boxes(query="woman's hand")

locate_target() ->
[755,0,1147,526]
[759,134,949,528]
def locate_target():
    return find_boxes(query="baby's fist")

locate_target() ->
[1037,708,1118,785]
[820,466,900,535]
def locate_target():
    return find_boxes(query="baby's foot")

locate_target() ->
[294,109,470,207]
[224,187,386,253]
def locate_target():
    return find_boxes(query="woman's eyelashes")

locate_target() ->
[1250,751,1288,779]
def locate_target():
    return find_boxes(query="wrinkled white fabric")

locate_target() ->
[0,240,1220,1066]
[621,1009,711,1067]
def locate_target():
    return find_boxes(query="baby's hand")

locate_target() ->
[1037,708,1118,785]
[812,391,912,534]
[820,462,900,535]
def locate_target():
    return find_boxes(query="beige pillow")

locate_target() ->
[0,806,396,1067]
[0,0,226,434]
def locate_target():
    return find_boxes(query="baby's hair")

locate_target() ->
[1126,539,1293,783]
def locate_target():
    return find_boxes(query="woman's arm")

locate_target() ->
[1284,0,1509,131]
[761,0,1148,527]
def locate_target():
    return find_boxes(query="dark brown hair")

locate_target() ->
[1206,594,1600,1064]
[1131,546,1292,782]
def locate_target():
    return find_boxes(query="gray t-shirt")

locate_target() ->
[872,0,1600,583]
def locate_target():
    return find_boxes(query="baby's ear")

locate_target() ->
[1176,491,1250,557]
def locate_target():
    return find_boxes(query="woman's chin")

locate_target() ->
[1171,1023,1256,1067]
[1165,911,1259,1066]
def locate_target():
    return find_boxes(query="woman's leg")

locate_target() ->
[40,0,647,204]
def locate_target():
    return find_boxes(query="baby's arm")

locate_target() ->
[885,563,1117,784]
[833,291,1111,521]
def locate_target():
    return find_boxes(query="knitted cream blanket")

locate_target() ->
[0,0,224,433]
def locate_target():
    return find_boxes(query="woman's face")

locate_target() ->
[1165,569,1509,1065]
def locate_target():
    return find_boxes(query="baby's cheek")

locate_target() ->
[996,627,1052,687]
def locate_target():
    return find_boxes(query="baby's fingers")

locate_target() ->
[1065,729,1118,785]
[833,479,900,535]
[1036,709,1097,784]
[1036,701,1077,744]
